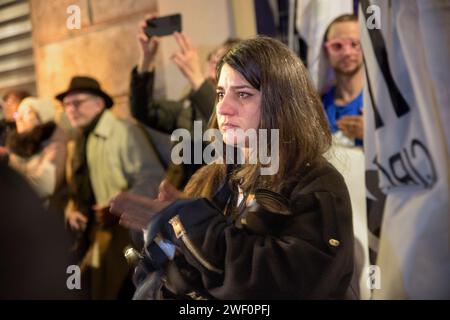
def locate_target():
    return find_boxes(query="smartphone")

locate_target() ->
[144,14,182,37]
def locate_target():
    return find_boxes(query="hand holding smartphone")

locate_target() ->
[144,14,182,38]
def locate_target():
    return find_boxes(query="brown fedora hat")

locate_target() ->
[55,76,113,108]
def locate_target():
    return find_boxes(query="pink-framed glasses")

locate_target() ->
[324,38,361,54]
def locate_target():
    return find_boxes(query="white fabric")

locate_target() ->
[326,143,371,300]
[360,0,450,299]
[296,0,353,92]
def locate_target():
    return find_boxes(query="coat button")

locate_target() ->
[329,239,340,247]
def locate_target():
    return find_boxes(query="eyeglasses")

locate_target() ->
[62,97,92,109]
[324,38,361,54]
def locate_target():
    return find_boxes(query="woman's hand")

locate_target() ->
[171,32,205,91]
[110,192,171,231]
[137,14,160,73]
[110,180,183,230]
[157,179,184,201]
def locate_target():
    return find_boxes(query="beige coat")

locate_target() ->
[66,110,165,299]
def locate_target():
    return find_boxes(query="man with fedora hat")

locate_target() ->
[57,76,164,299]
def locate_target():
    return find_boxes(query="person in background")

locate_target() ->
[6,97,67,203]
[0,162,79,299]
[130,15,239,188]
[322,14,364,147]
[111,36,355,300]
[0,90,30,162]
[57,76,164,299]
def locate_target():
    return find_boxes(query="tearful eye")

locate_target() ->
[216,92,224,100]
[238,92,251,99]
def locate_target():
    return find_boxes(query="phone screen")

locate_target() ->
[144,14,182,37]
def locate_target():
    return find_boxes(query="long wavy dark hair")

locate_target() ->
[6,122,56,158]
[185,36,331,198]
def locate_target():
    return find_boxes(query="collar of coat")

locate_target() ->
[92,109,116,139]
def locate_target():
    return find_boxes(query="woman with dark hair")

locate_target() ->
[111,36,355,299]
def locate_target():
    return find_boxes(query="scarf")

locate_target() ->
[69,110,105,216]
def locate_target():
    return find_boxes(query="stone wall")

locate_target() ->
[30,0,158,118]
[29,0,245,120]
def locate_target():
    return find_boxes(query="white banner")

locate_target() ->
[360,0,450,299]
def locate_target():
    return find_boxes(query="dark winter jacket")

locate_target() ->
[134,161,355,299]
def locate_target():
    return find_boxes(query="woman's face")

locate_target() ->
[15,104,40,133]
[216,63,261,147]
